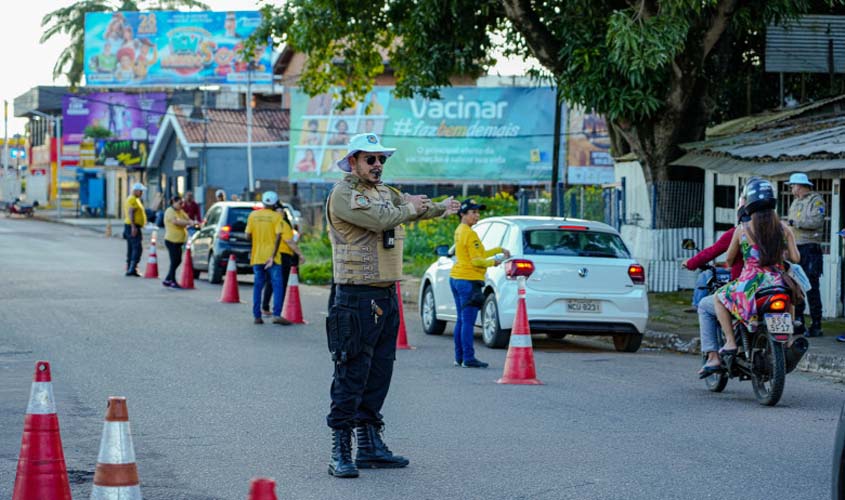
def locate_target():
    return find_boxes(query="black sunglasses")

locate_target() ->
[360,154,387,166]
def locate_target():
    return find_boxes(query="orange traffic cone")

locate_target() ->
[248,478,278,500]
[282,266,306,324]
[90,397,142,499]
[143,233,159,279]
[497,276,542,385]
[220,255,240,303]
[12,361,72,500]
[180,241,195,290]
[395,282,415,350]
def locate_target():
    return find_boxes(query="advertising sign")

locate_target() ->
[84,11,271,87]
[95,140,150,167]
[566,107,614,185]
[289,87,562,183]
[63,92,166,147]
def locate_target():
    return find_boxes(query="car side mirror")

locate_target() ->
[435,245,450,257]
[682,238,697,251]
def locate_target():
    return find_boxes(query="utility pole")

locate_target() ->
[56,116,63,219]
[3,101,9,172]
[246,62,255,200]
[550,87,563,216]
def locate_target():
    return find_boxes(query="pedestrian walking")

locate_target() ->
[162,196,196,289]
[245,191,290,326]
[182,191,201,237]
[449,199,509,368]
[261,201,305,316]
[123,182,147,277]
[324,132,460,478]
[786,172,826,337]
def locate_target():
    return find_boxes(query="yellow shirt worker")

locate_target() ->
[123,182,147,277]
[162,196,195,288]
[448,199,509,368]
[245,191,290,325]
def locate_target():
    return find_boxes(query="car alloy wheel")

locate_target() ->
[421,284,446,335]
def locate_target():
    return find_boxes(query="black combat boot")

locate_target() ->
[328,428,359,478]
[355,424,410,469]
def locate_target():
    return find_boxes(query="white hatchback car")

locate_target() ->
[418,216,649,352]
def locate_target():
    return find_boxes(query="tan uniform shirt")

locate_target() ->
[327,174,447,286]
[787,192,826,245]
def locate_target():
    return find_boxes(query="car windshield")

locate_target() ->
[227,208,253,232]
[523,229,630,258]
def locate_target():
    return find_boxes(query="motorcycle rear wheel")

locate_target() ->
[701,353,728,392]
[751,333,786,406]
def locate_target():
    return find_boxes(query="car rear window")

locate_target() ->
[227,208,253,232]
[523,229,630,258]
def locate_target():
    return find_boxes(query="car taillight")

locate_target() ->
[220,225,231,241]
[628,264,645,284]
[505,259,535,278]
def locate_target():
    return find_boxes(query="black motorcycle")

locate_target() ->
[682,239,808,406]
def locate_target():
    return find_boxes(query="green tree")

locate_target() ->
[41,0,209,88]
[83,124,113,139]
[252,0,841,185]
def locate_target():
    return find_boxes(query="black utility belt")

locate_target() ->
[797,243,822,250]
[336,284,396,298]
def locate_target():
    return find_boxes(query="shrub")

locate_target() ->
[299,260,333,285]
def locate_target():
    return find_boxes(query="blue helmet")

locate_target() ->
[743,179,776,216]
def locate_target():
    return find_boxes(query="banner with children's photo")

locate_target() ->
[288,86,563,183]
[83,11,272,87]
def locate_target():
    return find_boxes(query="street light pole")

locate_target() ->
[246,62,255,200]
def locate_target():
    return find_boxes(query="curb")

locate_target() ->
[636,329,845,379]
[32,214,134,239]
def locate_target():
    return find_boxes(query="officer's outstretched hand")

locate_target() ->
[408,195,426,213]
[441,196,461,216]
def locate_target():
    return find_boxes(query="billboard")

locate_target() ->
[289,87,562,183]
[63,92,167,146]
[84,11,272,87]
[566,107,614,185]
[96,140,149,167]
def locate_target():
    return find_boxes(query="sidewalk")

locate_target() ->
[33,209,146,239]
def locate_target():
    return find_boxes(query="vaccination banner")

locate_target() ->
[84,11,272,87]
[289,87,563,183]
[63,92,167,146]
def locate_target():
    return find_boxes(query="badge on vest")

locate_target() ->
[353,194,371,209]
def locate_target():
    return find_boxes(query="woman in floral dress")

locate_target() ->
[709,180,800,366]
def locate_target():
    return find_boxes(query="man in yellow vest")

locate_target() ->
[324,133,459,478]
[123,182,147,276]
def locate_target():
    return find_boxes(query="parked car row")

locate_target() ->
[418,216,649,352]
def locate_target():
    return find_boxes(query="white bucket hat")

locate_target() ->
[131,182,146,192]
[786,173,813,187]
[336,133,396,172]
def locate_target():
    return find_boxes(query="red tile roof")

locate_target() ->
[174,107,289,145]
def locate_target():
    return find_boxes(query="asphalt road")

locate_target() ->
[0,217,843,500]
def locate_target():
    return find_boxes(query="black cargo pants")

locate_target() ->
[326,284,399,430]
[797,243,823,327]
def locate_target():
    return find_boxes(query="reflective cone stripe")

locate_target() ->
[180,242,195,289]
[497,277,542,385]
[13,361,72,500]
[144,239,159,278]
[91,397,141,499]
[220,255,240,303]
[395,282,414,350]
[248,477,278,500]
[282,266,306,324]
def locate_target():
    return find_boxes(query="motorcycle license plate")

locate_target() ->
[567,300,601,313]
[764,313,793,334]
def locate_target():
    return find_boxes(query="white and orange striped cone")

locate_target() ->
[248,477,278,500]
[497,276,542,385]
[395,282,415,350]
[281,266,307,324]
[13,361,72,500]
[220,255,240,303]
[90,397,141,500]
[143,236,159,279]
[179,241,196,290]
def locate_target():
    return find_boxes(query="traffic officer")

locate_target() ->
[325,133,459,478]
[786,172,826,337]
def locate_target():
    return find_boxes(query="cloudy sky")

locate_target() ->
[2,1,531,136]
